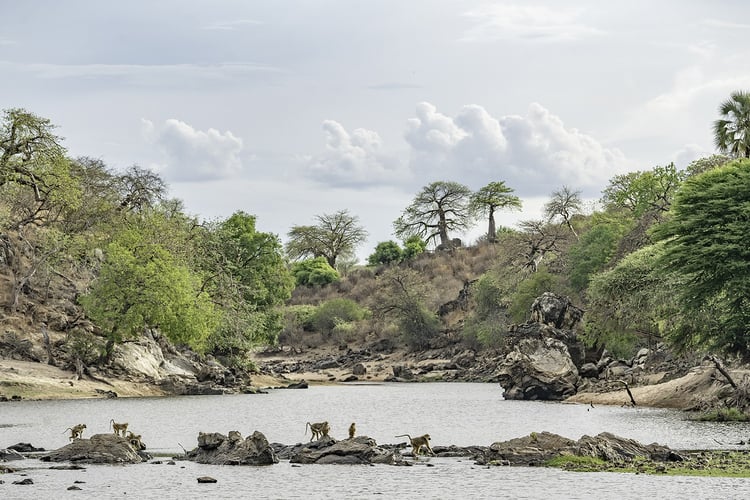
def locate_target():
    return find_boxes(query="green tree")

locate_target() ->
[368,240,403,266]
[585,242,681,357]
[714,90,750,158]
[685,154,732,178]
[202,211,295,355]
[80,236,220,353]
[394,181,474,248]
[544,185,582,240]
[470,181,522,243]
[286,209,368,268]
[567,215,630,291]
[291,257,340,286]
[601,163,685,217]
[654,159,750,358]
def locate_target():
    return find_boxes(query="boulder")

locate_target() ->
[0,448,24,461]
[495,333,580,400]
[529,292,583,330]
[187,431,278,466]
[41,433,148,464]
[579,363,599,379]
[289,435,401,465]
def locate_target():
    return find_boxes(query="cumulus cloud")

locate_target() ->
[142,118,244,181]
[306,120,405,187]
[462,4,604,42]
[404,101,629,196]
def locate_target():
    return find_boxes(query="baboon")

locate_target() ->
[126,431,144,450]
[305,421,330,441]
[348,422,356,439]
[110,419,128,437]
[396,433,435,458]
[64,424,87,441]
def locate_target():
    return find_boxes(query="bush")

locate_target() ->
[291,257,340,286]
[309,298,369,337]
[368,241,403,266]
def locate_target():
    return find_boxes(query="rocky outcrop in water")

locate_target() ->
[40,433,149,464]
[281,435,403,465]
[186,430,278,465]
[476,431,682,466]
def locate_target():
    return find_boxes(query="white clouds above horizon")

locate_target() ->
[403,101,629,196]
[142,119,244,182]
[462,4,604,42]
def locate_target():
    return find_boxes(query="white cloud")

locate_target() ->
[404,101,628,196]
[462,4,604,42]
[142,118,244,181]
[306,120,405,187]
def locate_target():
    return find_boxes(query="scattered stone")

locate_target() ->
[8,442,45,453]
[285,380,308,389]
[67,485,82,490]
[0,448,25,461]
[13,478,34,485]
[49,465,86,470]
[197,476,217,483]
[352,363,366,376]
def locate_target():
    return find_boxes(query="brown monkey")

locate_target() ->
[396,433,435,458]
[64,423,86,441]
[305,421,330,441]
[348,422,356,439]
[126,431,144,450]
[110,419,129,437]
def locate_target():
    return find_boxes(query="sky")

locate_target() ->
[3,0,750,261]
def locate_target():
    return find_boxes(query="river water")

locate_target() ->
[1,382,749,499]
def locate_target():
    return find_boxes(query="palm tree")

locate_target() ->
[714,90,750,158]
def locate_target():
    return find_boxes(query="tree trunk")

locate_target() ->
[42,324,55,366]
[487,209,497,243]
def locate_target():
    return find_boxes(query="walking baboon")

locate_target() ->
[305,421,330,441]
[110,419,129,437]
[348,422,356,439]
[64,424,87,441]
[396,433,435,458]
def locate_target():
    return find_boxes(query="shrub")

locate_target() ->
[291,257,340,286]
[368,240,403,266]
[309,298,369,337]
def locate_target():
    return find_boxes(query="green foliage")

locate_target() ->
[584,242,681,357]
[284,304,318,332]
[367,240,403,266]
[714,90,750,158]
[66,329,105,365]
[568,216,630,291]
[470,181,522,243]
[463,273,513,348]
[80,238,220,351]
[695,408,749,422]
[654,159,750,358]
[309,298,369,336]
[291,257,340,286]
[601,163,685,217]
[402,235,427,260]
[508,269,565,323]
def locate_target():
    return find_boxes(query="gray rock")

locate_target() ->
[352,363,367,376]
[290,435,401,465]
[579,362,599,379]
[41,434,147,464]
[187,431,278,466]
[0,448,24,461]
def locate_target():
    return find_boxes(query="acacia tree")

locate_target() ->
[714,90,750,158]
[394,181,474,248]
[470,181,522,243]
[544,185,582,240]
[654,159,750,358]
[0,108,81,311]
[286,209,368,268]
[601,163,685,217]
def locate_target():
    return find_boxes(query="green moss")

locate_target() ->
[545,454,607,470]
[694,408,750,422]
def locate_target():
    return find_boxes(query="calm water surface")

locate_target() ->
[1,383,749,499]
